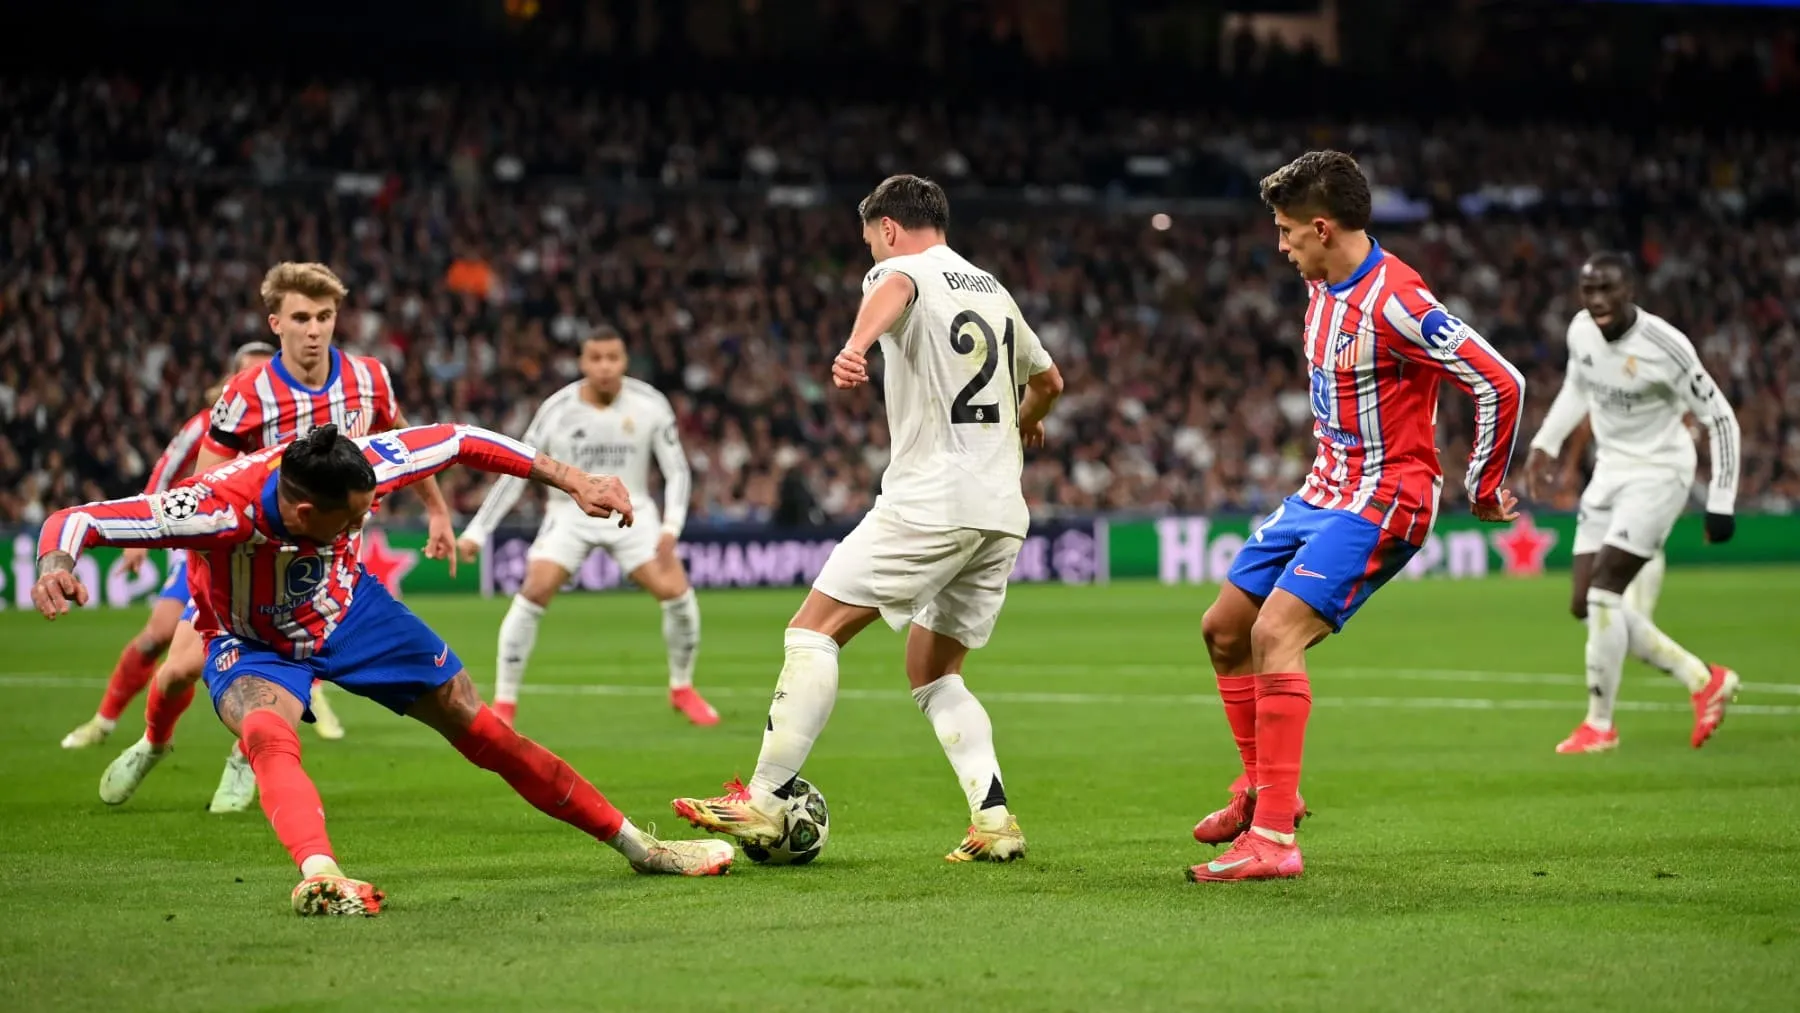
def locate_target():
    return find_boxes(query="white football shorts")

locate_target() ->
[811,506,1022,650]
[526,502,662,577]
[1573,468,1691,559]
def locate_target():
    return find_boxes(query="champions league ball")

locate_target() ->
[743,778,831,866]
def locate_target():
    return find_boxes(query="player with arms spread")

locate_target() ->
[94,262,458,806]
[1524,252,1743,754]
[672,175,1065,862]
[59,341,274,752]
[32,423,734,916]
[1191,151,1526,882]
[456,326,715,727]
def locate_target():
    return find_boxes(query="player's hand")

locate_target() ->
[32,570,89,620]
[1471,488,1520,523]
[1522,448,1558,502]
[455,537,482,564]
[119,547,149,576]
[1021,420,1047,449]
[832,347,869,389]
[571,473,634,527]
[424,512,457,578]
[656,531,678,563]
[1704,512,1736,544]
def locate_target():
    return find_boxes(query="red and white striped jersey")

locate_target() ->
[202,348,400,457]
[143,409,211,494]
[40,424,536,659]
[1297,240,1526,545]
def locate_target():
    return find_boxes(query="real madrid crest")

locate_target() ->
[1623,355,1638,377]
[621,416,635,435]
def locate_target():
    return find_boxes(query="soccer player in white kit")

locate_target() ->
[1524,253,1743,754]
[672,175,1065,862]
[456,328,716,727]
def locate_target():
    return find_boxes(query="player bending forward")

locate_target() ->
[60,341,274,753]
[1525,252,1742,754]
[33,423,733,916]
[673,174,1064,862]
[457,327,715,727]
[94,262,460,810]
[1192,151,1526,882]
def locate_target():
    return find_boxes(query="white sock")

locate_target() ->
[496,596,545,706]
[299,854,341,879]
[93,715,118,732]
[1622,605,1710,693]
[605,818,652,864]
[748,628,840,808]
[661,589,701,690]
[912,674,1011,826]
[1623,551,1666,620]
[1584,588,1629,730]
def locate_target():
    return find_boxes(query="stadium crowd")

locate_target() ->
[2,75,1797,528]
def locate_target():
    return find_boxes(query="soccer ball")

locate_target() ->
[743,777,830,866]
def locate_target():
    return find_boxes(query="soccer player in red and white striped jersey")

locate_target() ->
[33,423,734,914]
[1189,151,1526,882]
[58,342,275,752]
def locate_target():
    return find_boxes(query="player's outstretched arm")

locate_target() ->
[33,489,246,619]
[1383,296,1526,521]
[364,423,635,527]
[833,271,916,389]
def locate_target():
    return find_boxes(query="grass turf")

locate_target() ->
[2,570,1797,1012]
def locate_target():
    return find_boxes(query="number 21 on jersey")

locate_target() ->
[947,309,1018,425]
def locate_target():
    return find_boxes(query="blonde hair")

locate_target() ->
[260,262,349,314]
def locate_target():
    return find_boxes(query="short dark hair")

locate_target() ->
[1259,150,1372,231]
[583,325,626,348]
[1582,251,1636,282]
[858,175,949,232]
[279,424,377,509]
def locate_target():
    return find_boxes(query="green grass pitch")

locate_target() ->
[2,570,1797,1012]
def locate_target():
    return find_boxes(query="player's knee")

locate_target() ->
[1201,604,1250,667]
[517,582,558,609]
[1248,610,1309,663]
[133,630,172,656]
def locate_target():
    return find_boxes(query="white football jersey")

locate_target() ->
[1531,308,1741,514]
[461,377,691,539]
[864,244,1054,537]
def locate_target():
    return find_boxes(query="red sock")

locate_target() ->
[454,705,625,841]
[1215,673,1258,784]
[98,644,160,721]
[1250,672,1312,835]
[143,679,195,748]
[241,710,335,870]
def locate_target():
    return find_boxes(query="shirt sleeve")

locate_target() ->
[202,380,260,456]
[39,486,247,562]
[650,406,692,538]
[363,424,538,500]
[1529,347,1590,458]
[1381,287,1527,506]
[1664,338,1742,515]
[143,413,209,494]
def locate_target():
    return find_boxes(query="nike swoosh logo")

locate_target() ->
[434,644,450,667]
[1207,857,1253,873]
[1293,564,1327,579]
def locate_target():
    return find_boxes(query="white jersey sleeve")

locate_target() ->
[642,386,692,536]
[459,385,575,544]
[1662,332,1742,515]
[1529,331,1591,458]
